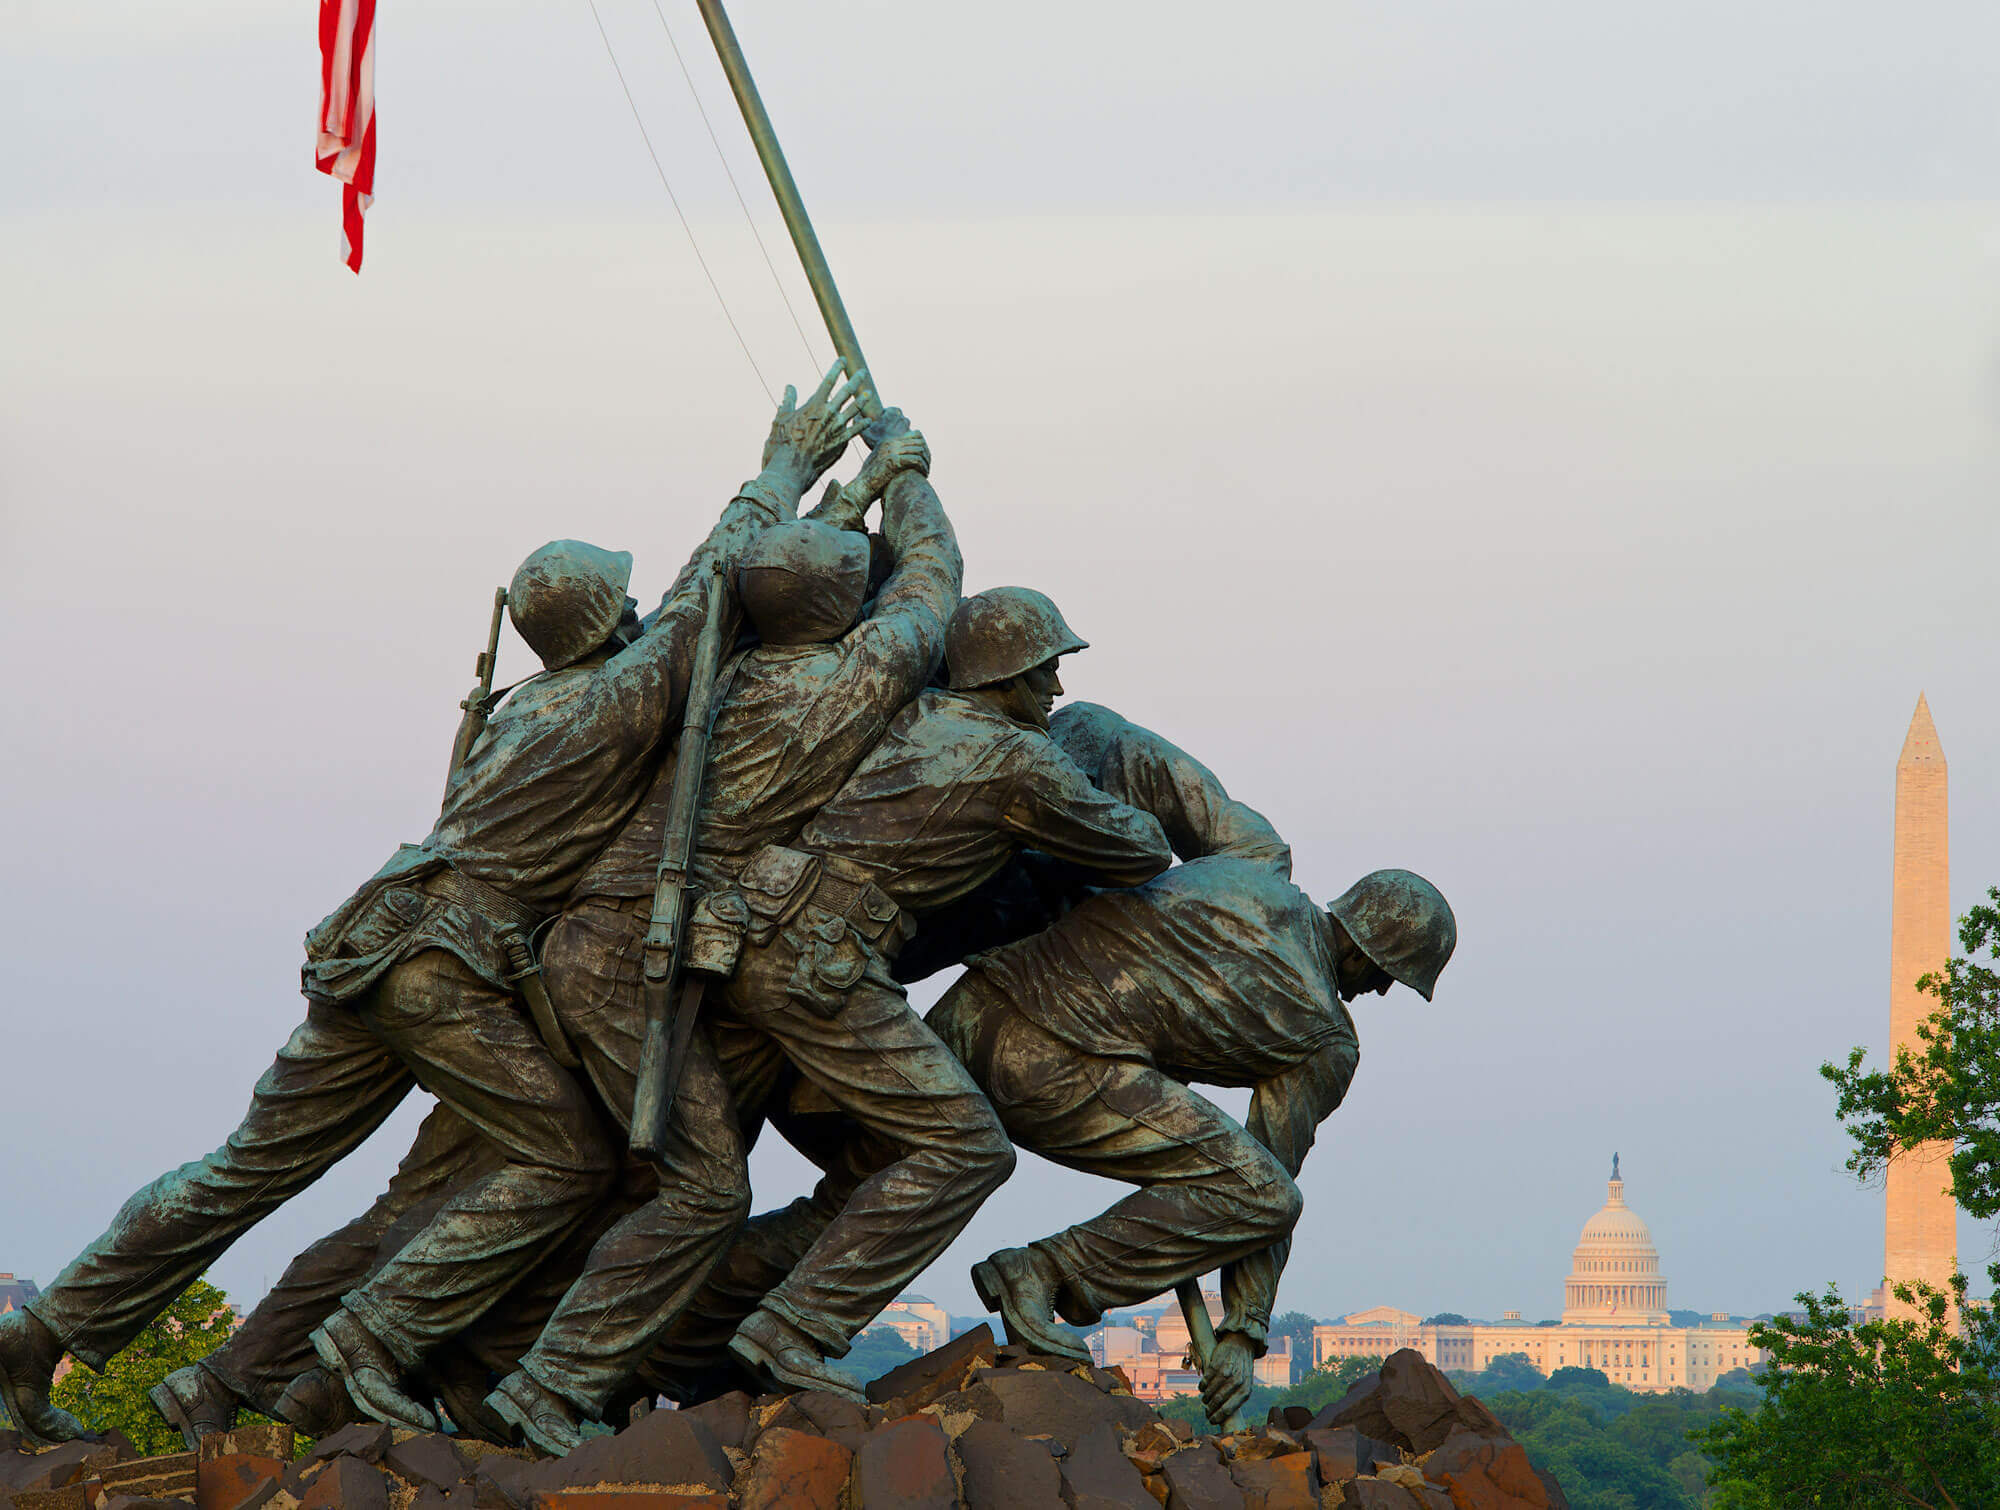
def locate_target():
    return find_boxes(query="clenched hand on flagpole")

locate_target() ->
[317,0,377,273]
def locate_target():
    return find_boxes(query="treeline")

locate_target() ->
[1460,1359,1755,1510]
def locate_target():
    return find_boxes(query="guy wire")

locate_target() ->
[650,0,825,370]
[585,0,776,404]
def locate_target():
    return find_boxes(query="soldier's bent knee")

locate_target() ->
[962,1113,1016,1191]
[1258,1173,1305,1236]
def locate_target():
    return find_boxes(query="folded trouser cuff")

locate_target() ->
[1219,1313,1269,1352]
[1031,1237,1110,1330]
[337,1291,424,1371]
[753,1296,850,1360]
[195,1353,264,1414]
[22,1301,106,1373]
[517,1355,611,1420]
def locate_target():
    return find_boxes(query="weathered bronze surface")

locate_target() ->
[2,389,1457,1450]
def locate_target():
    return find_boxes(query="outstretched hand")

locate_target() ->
[762,358,873,496]
[1199,1332,1257,1424]
[847,430,930,505]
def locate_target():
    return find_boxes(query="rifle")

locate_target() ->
[438,584,580,1067]
[447,586,509,777]
[629,558,731,1159]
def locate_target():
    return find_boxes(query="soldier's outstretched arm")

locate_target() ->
[604,363,870,736]
[840,451,963,705]
[1219,1029,1359,1352]
[999,735,1174,887]
[1050,703,1291,873]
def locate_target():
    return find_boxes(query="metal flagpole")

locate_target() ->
[692,0,884,418]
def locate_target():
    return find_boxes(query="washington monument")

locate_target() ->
[1883,693,1956,1322]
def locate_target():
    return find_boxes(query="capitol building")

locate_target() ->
[1312,1160,1765,1393]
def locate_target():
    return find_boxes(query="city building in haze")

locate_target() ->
[0,1275,39,1315]
[876,1296,951,1354]
[1313,1162,1766,1393]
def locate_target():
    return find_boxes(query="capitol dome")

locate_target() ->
[1561,1155,1670,1325]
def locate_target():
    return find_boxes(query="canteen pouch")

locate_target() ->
[685,889,752,979]
[737,845,821,947]
[787,910,870,1018]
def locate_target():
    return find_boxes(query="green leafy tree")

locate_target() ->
[1699,1274,2000,1509]
[1450,1351,1544,1396]
[1268,1310,1318,1358]
[841,1325,920,1388]
[1704,885,2000,1506]
[1423,1312,1470,1325]
[1824,887,2000,1217]
[50,1278,238,1456]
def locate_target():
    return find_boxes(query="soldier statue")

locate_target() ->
[929,701,1456,1422]
[0,364,870,1446]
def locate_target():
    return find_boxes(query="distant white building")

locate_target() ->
[1088,1326,1146,1366]
[1312,1162,1767,1394]
[1253,1336,1295,1389]
[876,1296,951,1354]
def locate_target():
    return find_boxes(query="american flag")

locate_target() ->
[316,0,377,272]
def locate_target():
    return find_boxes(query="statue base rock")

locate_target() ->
[0,1339,1565,1510]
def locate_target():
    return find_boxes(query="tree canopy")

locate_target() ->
[1267,1310,1318,1358]
[1699,1273,2000,1508]
[841,1325,920,1388]
[1824,885,2000,1217]
[49,1277,240,1457]
[1702,884,2000,1506]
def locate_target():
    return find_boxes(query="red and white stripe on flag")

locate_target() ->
[316,0,377,273]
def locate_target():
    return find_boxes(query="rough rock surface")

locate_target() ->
[0,1343,1561,1510]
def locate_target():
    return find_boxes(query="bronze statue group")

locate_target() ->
[0,364,1455,1457]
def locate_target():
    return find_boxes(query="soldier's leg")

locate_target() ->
[329,951,616,1376]
[505,1030,748,1420]
[26,1003,415,1371]
[1,1004,414,1445]
[719,945,1015,1368]
[197,1105,501,1420]
[468,904,750,1445]
[641,1077,892,1393]
[932,973,1301,1329]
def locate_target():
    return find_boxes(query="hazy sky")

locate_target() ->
[5,4,1999,1334]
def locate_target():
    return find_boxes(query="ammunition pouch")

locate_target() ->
[716,845,915,1018]
[736,845,821,947]
[684,890,752,979]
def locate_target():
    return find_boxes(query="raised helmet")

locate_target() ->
[508,540,634,671]
[1326,868,1457,1001]
[946,587,1089,691]
[736,520,873,647]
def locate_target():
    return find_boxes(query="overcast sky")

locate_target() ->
[5,4,1999,1336]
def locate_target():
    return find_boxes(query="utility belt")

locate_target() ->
[685,843,913,1018]
[421,867,579,1067]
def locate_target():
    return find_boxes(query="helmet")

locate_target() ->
[509,540,634,671]
[737,521,872,646]
[1325,868,1457,1001]
[946,587,1088,690]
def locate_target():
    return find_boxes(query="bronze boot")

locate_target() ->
[0,1310,93,1448]
[727,1310,865,1405]
[971,1247,1091,1363]
[148,1363,239,1450]
[273,1365,359,1439]
[309,1311,438,1433]
[486,1371,585,1457]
